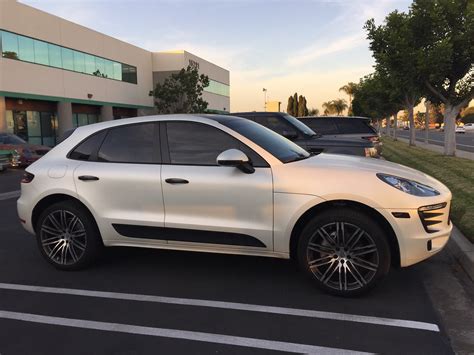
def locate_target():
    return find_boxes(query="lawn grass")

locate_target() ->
[381,137,474,243]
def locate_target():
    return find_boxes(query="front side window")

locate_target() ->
[166,121,267,167]
[97,123,158,164]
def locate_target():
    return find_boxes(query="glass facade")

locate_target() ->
[204,79,230,97]
[5,110,58,146]
[72,113,99,128]
[0,29,138,84]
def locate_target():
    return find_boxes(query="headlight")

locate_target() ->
[364,147,378,157]
[376,173,440,196]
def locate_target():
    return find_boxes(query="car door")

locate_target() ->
[161,120,274,250]
[72,122,165,243]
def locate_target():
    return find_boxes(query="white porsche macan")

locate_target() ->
[17,114,452,296]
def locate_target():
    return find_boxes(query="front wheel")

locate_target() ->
[36,201,103,270]
[297,208,391,297]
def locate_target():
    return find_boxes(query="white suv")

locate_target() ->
[17,115,452,296]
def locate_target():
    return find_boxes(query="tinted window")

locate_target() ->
[253,115,297,136]
[69,131,106,161]
[214,118,310,163]
[303,119,339,134]
[336,120,376,134]
[166,122,267,167]
[98,123,158,164]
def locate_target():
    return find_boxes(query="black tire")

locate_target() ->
[297,208,391,297]
[36,200,103,270]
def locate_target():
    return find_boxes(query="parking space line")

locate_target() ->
[0,282,439,332]
[0,310,371,354]
[0,190,20,201]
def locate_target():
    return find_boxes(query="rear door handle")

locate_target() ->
[78,175,99,181]
[165,178,189,184]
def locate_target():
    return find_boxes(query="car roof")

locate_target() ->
[301,116,371,120]
[232,112,287,117]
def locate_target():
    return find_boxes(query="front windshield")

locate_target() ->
[283,114,318,136]
[0,133,26,144]
[218,117,310,163]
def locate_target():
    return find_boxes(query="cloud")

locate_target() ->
[287,34,366,67]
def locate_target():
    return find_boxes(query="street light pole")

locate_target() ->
[262,88,267,112]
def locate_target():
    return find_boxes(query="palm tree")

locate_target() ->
[332,98,348,116]
[339,82,357,115]
[322,101,336,115]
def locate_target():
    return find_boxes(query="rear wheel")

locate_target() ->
[36,201,102,270]
[297,208,391,296]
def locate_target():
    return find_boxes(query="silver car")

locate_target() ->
[17,114,452,296]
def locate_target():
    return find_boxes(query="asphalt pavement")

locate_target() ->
[396,129,474,152]
[0,169,471,354]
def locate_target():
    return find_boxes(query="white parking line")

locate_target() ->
[0,282,440,332]
[0,190,20,201]
[0,310,371,354]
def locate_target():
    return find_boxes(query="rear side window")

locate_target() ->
[97,123,159,164]
[253,115,296,136]
[303,119,339,134]
[335,120,376,134]
[69,131,106,161]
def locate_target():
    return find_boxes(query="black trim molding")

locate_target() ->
[112,224,266,248]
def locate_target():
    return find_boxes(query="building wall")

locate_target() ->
[0,0,154,108]
[152,51,230,112]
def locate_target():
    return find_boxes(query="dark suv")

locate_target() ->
[298,116,382,155]
[232,112,378,157]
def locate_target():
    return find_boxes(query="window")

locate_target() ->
[0,30,138,84]
[69,131,106,161]
[1,31,19,59]
[216,117,310,164]
[253,115,297,136]
[34,40,49,65]
[303,119,338,135]
[48,44,62,68]
[72,113,98,128]
[166,122,267,167]
[73,51,85,73]
[84,54,96,74]
[18,36,34,62]
[61,47,74,71]
[98,123,158,164]
[204,80,230,97]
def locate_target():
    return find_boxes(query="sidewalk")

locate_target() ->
[389,134,474,161]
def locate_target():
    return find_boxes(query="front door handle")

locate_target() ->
[165,178,189,184]
[78,175,99,181]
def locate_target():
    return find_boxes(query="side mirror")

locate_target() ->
[282,130,298,140]
[217,149,255,174]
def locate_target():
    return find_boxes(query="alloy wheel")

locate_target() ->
[40,210,87,265]
[306,222,379,291]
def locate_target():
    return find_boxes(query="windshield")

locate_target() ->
[283,114,318,136]
[0,133,26,144]
[218,118,310,163]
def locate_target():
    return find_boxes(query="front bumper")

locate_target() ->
[378,201,452,267]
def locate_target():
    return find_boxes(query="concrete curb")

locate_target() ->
[446,225,474,281]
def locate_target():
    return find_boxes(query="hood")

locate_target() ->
[272,153,451,209]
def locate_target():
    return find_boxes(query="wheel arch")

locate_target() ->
[31,193,99,235]
[289,199,401,267]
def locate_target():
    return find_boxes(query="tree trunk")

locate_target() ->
[408,103,415,146]
[393,112,398,141]
[443,104,458,156]
[385,117,390,136]
[424,101,430,144]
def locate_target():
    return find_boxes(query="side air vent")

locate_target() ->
[418,202,447,233]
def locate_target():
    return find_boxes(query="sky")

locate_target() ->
[21,0,413,113]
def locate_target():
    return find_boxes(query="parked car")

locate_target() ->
[455,126,466,134]
[232,112,378,158]
[0,149,11,172]
[463,123,474,132]
[18,114,452,296]
[0,132,51,166]
[297,116,382,155]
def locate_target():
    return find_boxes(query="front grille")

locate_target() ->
[418,202,448,233]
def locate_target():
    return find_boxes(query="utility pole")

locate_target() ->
[262,88,267,112]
